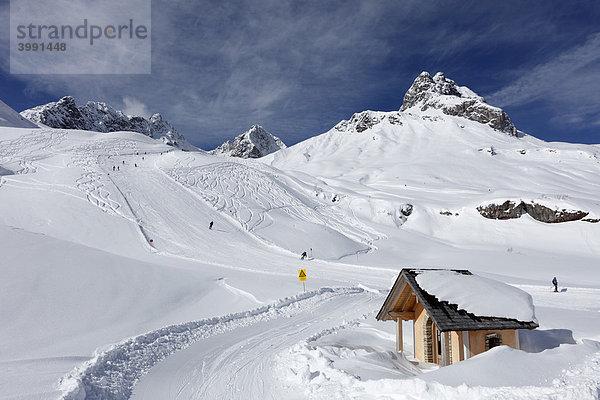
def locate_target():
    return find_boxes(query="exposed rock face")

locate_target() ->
[350,111,382,133]
[20,96,190,148]
[400,72,518,136]
[401,204,413,217]
[334,111,402,133]
[582,218,600,223]
[523,203,588,223]
[477,200,524,220]
[477,201,589,223]
[211,125,286,158]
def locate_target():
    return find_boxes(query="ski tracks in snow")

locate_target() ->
[57,287,370,400]
[70,139,139,217]
[0,128,66,176]
[167,161,379,245]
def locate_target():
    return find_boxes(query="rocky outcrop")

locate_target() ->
[350,112,381,133]
[335,111,382,133]
[401,204,413,217]
[477,201,588,223]
[400,72,518,136]
[523,203,588,223]
[20,96,190,148]
[211,125,286,158]
[334,111,403,133]
[477,200,524,220]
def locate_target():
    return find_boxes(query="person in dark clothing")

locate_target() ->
[209,221,214,230]
[552,277,558,292]
[301,251,307,260]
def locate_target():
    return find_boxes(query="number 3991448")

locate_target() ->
[17,42,67,52]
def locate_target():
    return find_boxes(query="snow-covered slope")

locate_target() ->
[1,72,600,400]
[211,124,286,158]
[0,99,38,128]
[20,96,193,149]
[265,73,600,268]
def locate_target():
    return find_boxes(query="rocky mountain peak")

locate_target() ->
[211,125,286,158]
[149,113,164,123]
[400,72,518,136]
[57,95,76,106]
[20,97,191,149]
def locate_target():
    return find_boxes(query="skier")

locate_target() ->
[209,221,214,230]
[117,166,120,171]
[552,277,558,292]
[112,166,115,171]
[301,251,307,260]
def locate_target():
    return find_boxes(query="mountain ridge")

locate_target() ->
[20,96,192,149]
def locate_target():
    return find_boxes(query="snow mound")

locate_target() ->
[211,124,286,158]
[277,319,600,399]
[415,270,537,322]
[0,99,39,128]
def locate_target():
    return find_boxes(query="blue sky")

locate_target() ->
[1,0,599,149]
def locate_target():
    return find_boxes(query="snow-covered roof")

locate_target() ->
[376,269,538,332]
[415,269,536,322]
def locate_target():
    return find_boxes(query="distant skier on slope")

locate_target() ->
[552,277,558,292]
[301,251,307,260]
[209,221,214,230]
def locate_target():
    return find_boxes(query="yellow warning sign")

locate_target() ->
[298,269,307,281]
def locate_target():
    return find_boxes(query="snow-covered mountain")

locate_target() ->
[400,71,518,135]
[211,124,286,158]
[330,72,516,137]
[266,71,599,227]
[20,96,192,149]
[0,99,39,128]
[2,71,600,399]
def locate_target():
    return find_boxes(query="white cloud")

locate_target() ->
[4,1,599,146]
[122,96,151,117]
[488,33,600,108]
